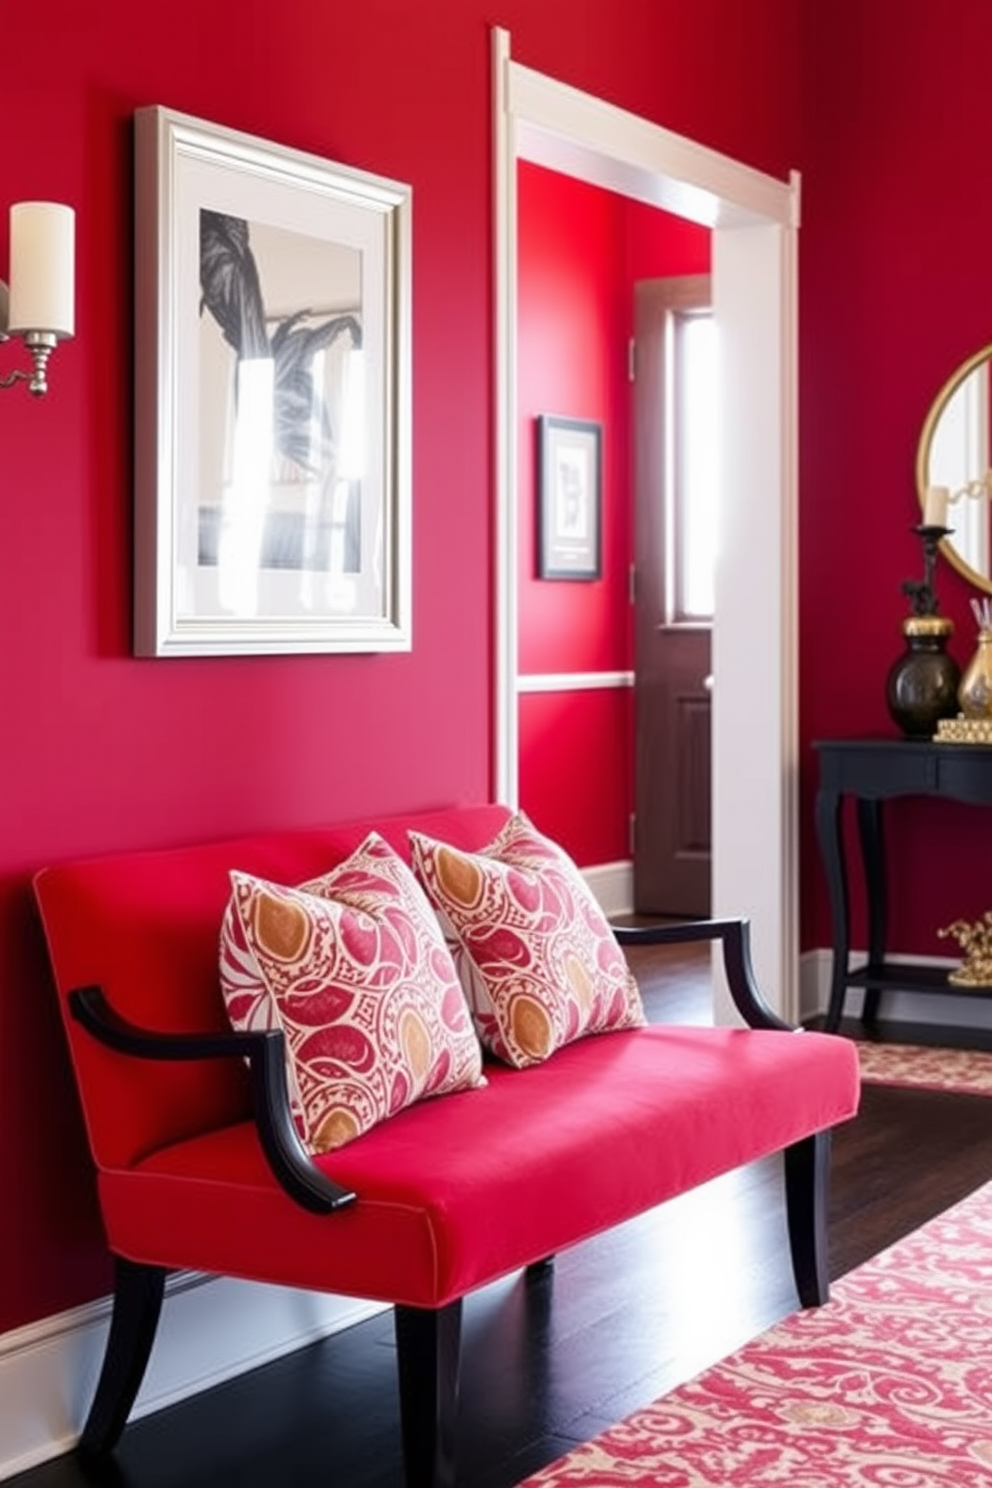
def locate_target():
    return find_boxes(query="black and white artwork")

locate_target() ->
[133,106,412,656]
[197,210,363,580]
[538,416,602,580]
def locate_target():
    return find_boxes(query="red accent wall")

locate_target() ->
[517,167,631,681]
[518,689,635,865]
[798,0,992,955]
[516,165,709,864]
[0,0,803,1337]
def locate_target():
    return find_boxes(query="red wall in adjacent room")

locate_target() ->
[516,165,709,865]
[0,0,803,1338]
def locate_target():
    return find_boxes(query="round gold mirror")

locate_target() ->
[916,343,992,594]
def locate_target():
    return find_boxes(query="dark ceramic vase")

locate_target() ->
[886,615,961,738]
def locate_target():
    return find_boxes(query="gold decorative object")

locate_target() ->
[934,715,992,743]
[938,911,992,986]
[958,597,992,720]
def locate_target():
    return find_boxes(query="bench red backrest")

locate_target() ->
[33,804,513,1175]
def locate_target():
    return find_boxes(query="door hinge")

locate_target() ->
[629,812,637,856]
[628,336,636,382]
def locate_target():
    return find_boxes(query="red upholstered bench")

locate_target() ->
[33,803,860,1488]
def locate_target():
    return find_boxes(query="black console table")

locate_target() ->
[814,737,992,1032]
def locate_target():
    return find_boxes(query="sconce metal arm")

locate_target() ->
[0,281,55,395]
[0,331,56,396]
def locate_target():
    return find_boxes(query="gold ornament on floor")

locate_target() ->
[938,910,992,986]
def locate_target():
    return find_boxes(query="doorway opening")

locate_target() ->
[492,28,800,1022]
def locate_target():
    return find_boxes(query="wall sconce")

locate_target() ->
[0,202,74,396]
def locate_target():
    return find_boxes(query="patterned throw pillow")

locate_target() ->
[409,813,646,1068]
[219,833,485,1153]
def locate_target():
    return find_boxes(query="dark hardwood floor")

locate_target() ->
[12,940,992,1488]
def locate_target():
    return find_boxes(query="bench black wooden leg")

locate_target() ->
[783,1130,831,1308]
[525,1256,554,1280]
[78,1258,166,1457]
[394,1300,462,1488]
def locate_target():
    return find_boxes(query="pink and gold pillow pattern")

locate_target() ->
[219,833,485,1154]
[410,813,646,1069]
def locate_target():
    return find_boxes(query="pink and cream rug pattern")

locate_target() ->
[519,1179,992,1486]
[854,1039,992,1096]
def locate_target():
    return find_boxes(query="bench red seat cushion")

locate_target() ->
[98,1022,859,1309]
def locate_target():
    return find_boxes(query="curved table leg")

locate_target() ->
[856,796,886,1027]
[815,786,850,1034]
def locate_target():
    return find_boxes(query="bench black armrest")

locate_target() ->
[613,917,793,1032]
[68,986,357,1215]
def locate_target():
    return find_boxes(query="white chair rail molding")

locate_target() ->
[0,200,74,396]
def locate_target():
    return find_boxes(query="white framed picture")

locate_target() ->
[133,106,412,656]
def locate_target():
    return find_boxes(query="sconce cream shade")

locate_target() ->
[7,202,74,338]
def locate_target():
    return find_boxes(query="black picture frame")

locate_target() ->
[537,415,602,580]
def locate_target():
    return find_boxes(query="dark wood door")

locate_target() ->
[632,277,712,916]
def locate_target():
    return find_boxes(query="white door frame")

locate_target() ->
[492,27,801,1021]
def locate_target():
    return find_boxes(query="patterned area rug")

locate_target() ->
[518,1180,992,1486]
[854,1039,992,1096]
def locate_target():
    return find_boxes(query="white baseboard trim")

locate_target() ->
[0,1272,384,1481]
[583,859,633,918]
[800,947,992,1031]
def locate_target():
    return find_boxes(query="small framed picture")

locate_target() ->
[537,416,602,580]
